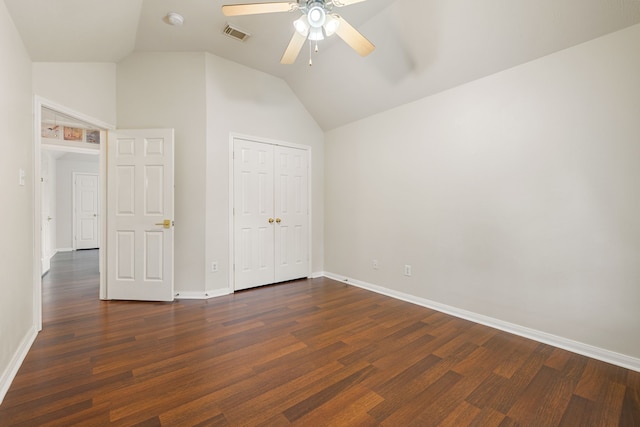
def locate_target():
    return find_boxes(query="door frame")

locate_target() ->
[228,133,312,292]
[40,153,52,275]
[72,172,100,250]
[33,96,112,330]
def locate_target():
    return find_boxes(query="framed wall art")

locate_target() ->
[64,126,83,141]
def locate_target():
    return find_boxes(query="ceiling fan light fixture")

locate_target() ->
[323,14,339,36]
[308,27,324,41]
[293,16,309,35]
[307,4,326,28]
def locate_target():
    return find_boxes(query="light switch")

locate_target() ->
[18,168,25,186]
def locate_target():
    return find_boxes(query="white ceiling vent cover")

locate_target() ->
[223,23,251,41]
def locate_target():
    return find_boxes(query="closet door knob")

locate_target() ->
[268,218,275,224]
[275,218,281,224]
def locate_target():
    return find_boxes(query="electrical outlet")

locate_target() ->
[372,259,379,270]
[404,264,412,277]
[211,262,218,273]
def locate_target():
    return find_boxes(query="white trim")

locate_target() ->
[33,96,113,322]
[228,133,313,293]
[33,99,43,331]
[229,132,311,152]
[56,247,74,252]
[228,135,234,293]
[98,130,107,300]
[323,272,640,373]
[38,97,114,130]
[175,288,233,300]
[0,326,37,404]
[42,143,100,156]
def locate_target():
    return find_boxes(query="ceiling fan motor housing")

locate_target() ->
[307,2,327,28]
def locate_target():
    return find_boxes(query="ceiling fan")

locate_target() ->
[221,0,375,65]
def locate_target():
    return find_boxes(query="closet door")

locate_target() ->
[234,139,275,291]
[233,138,309,291]
[274,146,309,283]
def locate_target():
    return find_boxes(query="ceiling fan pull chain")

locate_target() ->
[309,40,313,66]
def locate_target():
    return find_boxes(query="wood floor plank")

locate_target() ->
[291,385,383,426]
[221,361,348,425]
[619,385,640,426]
[438,400,482,426]
[0,249,638,426]
[506,365,577,426]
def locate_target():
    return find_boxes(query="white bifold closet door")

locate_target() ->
[234,138,309,291]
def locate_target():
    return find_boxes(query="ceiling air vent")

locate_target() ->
[223,23,251,42]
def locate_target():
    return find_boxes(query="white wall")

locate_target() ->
[117,52,208,295]
[33,63,117,127]
[0,1,35,402]
[325,24,640,360]
[204,53,324,295]
[117,51,324,297]
[55,156,100,250]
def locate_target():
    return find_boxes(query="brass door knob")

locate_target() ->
[268,218,275,224]
[154,219,171,229]
[275,218,281,224]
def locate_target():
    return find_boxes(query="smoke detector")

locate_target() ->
[166,12,184,26]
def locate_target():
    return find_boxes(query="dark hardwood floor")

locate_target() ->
[0,250,638,426]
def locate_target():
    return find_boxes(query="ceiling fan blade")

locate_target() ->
[332,0,368,6]
[334,15,375,57]
[222,2,297,17]
[281,31,308,64]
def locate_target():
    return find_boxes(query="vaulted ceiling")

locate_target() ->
[5,0,640,130]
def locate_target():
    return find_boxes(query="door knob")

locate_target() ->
[155,219,172,229]
[276,218,281,224]
[268,218,275,224]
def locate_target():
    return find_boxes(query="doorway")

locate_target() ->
[34,97,110,330]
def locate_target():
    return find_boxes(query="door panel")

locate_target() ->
[74,173,99,249]
[234,139,275,291]
[274,146,309,282]
[107,129,174,301]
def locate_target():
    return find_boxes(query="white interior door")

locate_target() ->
[233,138,309,291]
[274,146,309,282]
[234,139,275,291]
[74,173,99,250]
[107,129,175,301]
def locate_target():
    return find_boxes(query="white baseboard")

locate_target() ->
[322,272,640,373]
[175,288,232,300]
[56,247,73,252]
[0,326,38,405]
[308,271,325,279]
